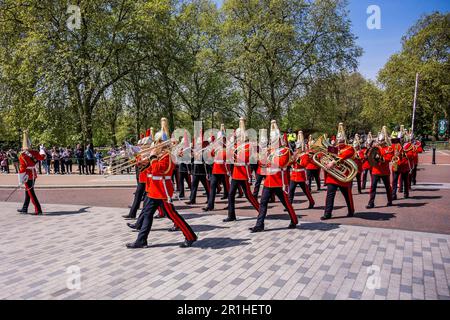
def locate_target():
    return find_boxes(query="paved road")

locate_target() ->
[0,202,449,300]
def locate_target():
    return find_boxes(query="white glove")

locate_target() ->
[18,172,28,185]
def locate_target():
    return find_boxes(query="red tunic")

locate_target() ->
[371,146,393,176]
[324,144,355,187]
[232,142,251,181]
[212,148,228,175]
[353,148,363,173]
[290,152,309,182]
[19,150,45,180]
[361,148,371,171]
[257,151,268,176]
[305,150,319,170]
[413,141,423,165]
[264,147,291,188]
[147,152,174,200]
[403,142,415,172]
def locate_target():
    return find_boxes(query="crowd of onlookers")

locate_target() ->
[0,144,131,176]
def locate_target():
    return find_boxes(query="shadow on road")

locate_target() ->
[299,222,341,231]
[354,212,395,221]
[395,202,427,208]
[44,206,91,216]
[191,224,230,232]
[409,195,442,200]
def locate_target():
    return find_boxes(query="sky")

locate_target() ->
[213,0,450,80]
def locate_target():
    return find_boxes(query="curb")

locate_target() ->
[0,185,136,189]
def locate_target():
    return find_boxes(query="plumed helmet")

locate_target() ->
[154,118,170,142]
[336,123,346,144]
[353,133,361,148]
[259,128,268,147]
[217,124,226,139]
[235,118,247,142]
[22,130,31,150]
[269,120,280,144]
[296,130,305,150]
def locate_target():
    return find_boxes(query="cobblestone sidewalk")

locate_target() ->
[0,202,449,300]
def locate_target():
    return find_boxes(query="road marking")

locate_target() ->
[413,182,450,190]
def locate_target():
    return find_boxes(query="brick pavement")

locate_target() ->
[0,202,449,300]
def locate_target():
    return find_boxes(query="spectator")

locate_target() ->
[75,144,85,174]
[52,147,60,174]
[7,149,19,173]
[95,149,104,175]
[40,145,50,174]
[85,143,95,174]
[65,147,73,174]
[0,151,8,173]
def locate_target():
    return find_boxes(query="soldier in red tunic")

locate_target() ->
[288,131,315,208]
[224,118,260,222]
[411,132,423,186]
[127,118,197,248]
[203,124,230,212]
[361,132,373,190]
[306,135,322,191]
[320,123,356,220]
[352,134,363,194]
[17,130,46,215]
[391,127,410,200]
[122,129,152,219]
[366,126,394,209]
[250,120,298,232]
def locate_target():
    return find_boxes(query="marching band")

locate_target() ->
[15,118,424,249]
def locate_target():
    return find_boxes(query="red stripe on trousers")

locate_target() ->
[282,192,298,224]
[305,184,315,205]
[244,181,260,212]
[347,186,354,212]
[162,202,196,241]
[25,185,39,214]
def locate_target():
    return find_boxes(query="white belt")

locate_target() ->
[266,168,281,173]
[214,160,224,164]
[146,174,153,178]
[234,162,246,166]
[194,161,203,164]
[152,176,171,180]
[292,168,305,173]
[27,166,36,169]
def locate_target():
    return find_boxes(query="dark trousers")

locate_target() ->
[255,187,298,228]
[77,159,85,174]
[355,172,362,194]
[66,160,73,173]
[324,184,354,216]
[54,160,60,174]
[411,164,418,185]
[288,181,315,205]
[22,179,42,214]
[207,174,230,210]
[392,171,409,198]
[253,174,265,198]
[227,179,260,220]
[362,169,370,189]
[307,169,321,191]
[178,171,191,198]
[135,197,197,246]
[128,182,146,218]
[368,174,392,205]
[189,175,210,204]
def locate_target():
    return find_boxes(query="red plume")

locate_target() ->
[145,129,150,137]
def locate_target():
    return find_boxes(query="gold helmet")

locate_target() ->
[22,129,32,150]
[217,123,226,139]
[296,130,305,151]
[377,126,390,145]
[336,122,347,144]
[259,128,268,147]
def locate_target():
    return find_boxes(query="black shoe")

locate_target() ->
[127,223,137,229]
[17,209,27,214]
[320,214,331,220]
[237,194,243,198]
[288,222,297,229]
[392,195,397,201]
[249,226,264,233]
[168,226,180,232]
[308,203,315,209]
[223,217,236,222]
[220,196,228,200]
[386,202,393,207]
[404,194,409,199]
[185,201,195,205]
[126,242,148,249]
[347,211,354,217]
[202,207,212,212]
[154,214,164,219]
[122,215,134,219]
[223,206,229,210]
[180,239,196,248]
[283,208,288,212]
[366,203,374,209]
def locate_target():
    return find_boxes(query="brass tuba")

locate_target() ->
[310,135,358,183]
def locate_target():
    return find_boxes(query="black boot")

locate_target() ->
[288,222,297,229]
[223,217,236,222]
[180,239,196,248]
[249,225,264,233]
[126,242,148,249]
[320,214,331,220]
